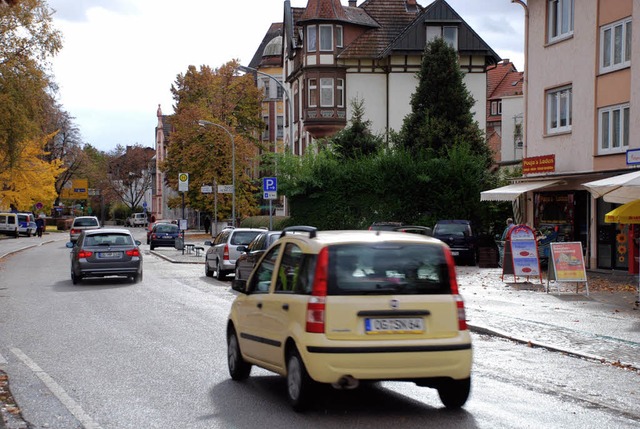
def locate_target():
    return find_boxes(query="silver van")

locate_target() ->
[17,213,35,237]
[0,213,19,238]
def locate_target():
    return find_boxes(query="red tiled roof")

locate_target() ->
[487,61,523,100]
[300,0,349,22]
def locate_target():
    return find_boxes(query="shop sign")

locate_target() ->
[626,148,640,165]
[523,154,555,174]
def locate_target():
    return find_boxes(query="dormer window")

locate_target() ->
[320,24,333,51]
[427,25,458,50]
[491,100,502,116]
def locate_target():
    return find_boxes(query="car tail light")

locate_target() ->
[126,248,141,257]
[70,228,80,235]
[77,249,93,259]
[306,247,328,333]
[444,247,467,331]
[223,244,229,261]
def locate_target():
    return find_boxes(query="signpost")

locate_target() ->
[263,177,277,230]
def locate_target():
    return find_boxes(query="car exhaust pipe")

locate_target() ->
[332,375,359,390]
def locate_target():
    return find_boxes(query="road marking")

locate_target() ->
[11,347,103,429]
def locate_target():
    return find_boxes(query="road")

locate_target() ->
[0,230,638,428]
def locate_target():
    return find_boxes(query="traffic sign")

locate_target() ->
[218,185,233,194]
[263,177,277,192]
[178,173,189,192]
[264,191,277,200]
[142,201,147,208]
[201,185,213,194]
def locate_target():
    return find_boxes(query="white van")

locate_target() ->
[0,213,19,238]
[17,213,35,237]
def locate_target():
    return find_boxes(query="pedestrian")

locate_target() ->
[501,217,515,241]
[35,216,45,238]
[204,216,211,235]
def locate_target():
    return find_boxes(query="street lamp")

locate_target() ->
[237,65,294,150]
[197,120,236,227]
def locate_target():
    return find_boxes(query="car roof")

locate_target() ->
[280,229,445,253]
[83,228,129,235]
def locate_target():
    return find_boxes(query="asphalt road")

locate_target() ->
[0,231,639,428]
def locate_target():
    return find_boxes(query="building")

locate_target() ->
[483,0,639,272]
[280,0,501,154]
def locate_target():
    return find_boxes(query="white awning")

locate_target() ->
[582,170,640,204]
[480,180,562,201]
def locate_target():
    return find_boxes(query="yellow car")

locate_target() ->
[227,226,472,411]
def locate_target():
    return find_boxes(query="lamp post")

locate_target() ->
[237,65,294,150]
[197,120,236,227]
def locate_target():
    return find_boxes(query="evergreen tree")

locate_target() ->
[398,38,493,167]
[331,98,383,159]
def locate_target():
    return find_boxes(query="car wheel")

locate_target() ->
[437,378,471,409]
[227,327,251,381]
[234,265,241,281]
[286,348,314,411]
[150,244,155,250]
[71,271,80,285]
[205,259,213,277]
[216,260,226,280]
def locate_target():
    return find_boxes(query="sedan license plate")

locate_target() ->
[451,251,459,256]
[365,318,424,334]
[98,251,121,259]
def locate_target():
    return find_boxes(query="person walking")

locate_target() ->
[35,216,45,238]
[204,216,211,235]
[501,217,516,241]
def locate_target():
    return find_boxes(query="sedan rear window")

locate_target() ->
[327,243,451,295]
[231,231,262,246]
[85,234,133,246]
[74,218,99,227]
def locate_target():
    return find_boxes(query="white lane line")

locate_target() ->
[11,347,103,429]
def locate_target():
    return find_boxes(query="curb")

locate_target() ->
[149,250,204,264]
[468,324,640,372]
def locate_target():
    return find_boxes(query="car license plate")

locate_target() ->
[98,252,121,259]
[163,235,172,238]
[451,251,459,256]
[365,318,424,334]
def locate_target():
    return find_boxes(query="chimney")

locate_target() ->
[349,0,356,6]
[406,0,417,5]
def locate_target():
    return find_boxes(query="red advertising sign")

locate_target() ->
[549,242,587,282]
[523,154,555,174]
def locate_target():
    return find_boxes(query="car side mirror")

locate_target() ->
[232,278,247,293]
[135,240,141,246]
[237,245,248,253]
[204,240,213,246]
[65,242,74,248]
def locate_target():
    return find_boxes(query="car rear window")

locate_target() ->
[155,224,179,234]
[85,233,133,246]
[231,231,262,246]
[74,218,99,227]
[327,243,452,295]
[434,223,468,236]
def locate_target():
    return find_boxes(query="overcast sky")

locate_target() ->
[47,0,525,152]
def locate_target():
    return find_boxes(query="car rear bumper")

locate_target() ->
[300,335,473,383]
[76,265,141,278]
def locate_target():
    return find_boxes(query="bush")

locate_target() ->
[240,216,292,230]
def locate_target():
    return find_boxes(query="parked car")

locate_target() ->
[204,227,265,280]
[432,220,477,266]
[69,216,101,243]
[126,212,148,227]
[368,221,405,231]
[17,213,35,237]
[146,220,171,244]
[149,223,181,250]
[65,228,143,284]
[227,226,472,411]
[393,225,433,236]
[234,230,282,282]
[0,213,19,238]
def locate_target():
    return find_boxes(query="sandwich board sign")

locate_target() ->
[501,224,542,284]
[547,242,588,295]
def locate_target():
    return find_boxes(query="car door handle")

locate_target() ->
[282,304,289,311]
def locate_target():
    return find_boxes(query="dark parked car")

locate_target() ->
[234,230,282,282]
[146,220,171,244]
[432,220,477,266]
[368,221,404,231]
[66,228,143,284]
[149,223,181,250]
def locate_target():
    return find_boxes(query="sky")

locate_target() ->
[47,0,525,152]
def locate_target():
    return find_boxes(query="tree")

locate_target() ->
[331,98,383,159]
[107,144,155,212]
[398,38,493,167]
[164,61,264,223]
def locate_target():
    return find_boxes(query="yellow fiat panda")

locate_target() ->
[227,226,472,411]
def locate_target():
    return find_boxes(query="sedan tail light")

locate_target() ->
[444,247,467,331]
[77,250,93,259]
[306,247,328,333]
[126,248,141,257]
[223,244,229,261]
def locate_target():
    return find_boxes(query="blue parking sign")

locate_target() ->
[263,177,277,192]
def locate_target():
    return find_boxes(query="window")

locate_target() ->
[320,24,333,51]
[276,243,303,292]
[276,82,284,98]
[548,0,574,43]
[599,104,630,154]
[546,85,572,134]
[277,116,284,139]
[308,78,317,107]
[337,78,344,108]
[336,25,343,48]
[426,25,458,50]
[491,100,502,116]
[262,115,269,140]
[600,18,632,73]
[262,79,270,98]
[250,244,281,293]
[307,26,317,52]
[320,78,334,107]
